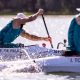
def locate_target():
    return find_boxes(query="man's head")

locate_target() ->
[15,13,26,19]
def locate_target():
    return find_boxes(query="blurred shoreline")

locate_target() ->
[0,11,77,16]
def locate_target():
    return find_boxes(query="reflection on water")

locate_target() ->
[0,15,79,80]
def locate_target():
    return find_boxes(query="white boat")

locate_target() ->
[0,44,80,73]
[35,56,80,73]
[25,45,80,73]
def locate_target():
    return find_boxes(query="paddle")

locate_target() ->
[42,14,53,48]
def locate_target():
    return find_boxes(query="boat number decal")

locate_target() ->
[70,58,80,63]
[0,48,20,53]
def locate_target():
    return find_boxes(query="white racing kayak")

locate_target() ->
[0,44,80,73]
[35,56,80,73]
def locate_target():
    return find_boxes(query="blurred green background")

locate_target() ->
[0,0,79,15]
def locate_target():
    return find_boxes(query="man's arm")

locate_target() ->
[12,9,43,29]
[19,9,43,24]
[20,31,50,41]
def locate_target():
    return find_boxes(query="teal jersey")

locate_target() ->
[0,20,23,44]
[68,18,80,53]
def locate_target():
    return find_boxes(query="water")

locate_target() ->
[0,15,80,80]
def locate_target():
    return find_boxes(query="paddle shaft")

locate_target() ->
[42,15,53,48]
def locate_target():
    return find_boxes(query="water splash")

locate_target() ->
[1,59,42,74]
[20,49,42,73]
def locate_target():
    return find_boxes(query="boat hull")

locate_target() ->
[35,56,80,73]
[0,45,80,73]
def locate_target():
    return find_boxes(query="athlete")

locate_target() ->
[63,9,80,56]
[0,9,51,47]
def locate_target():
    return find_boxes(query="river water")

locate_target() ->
[0,15,80,80]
